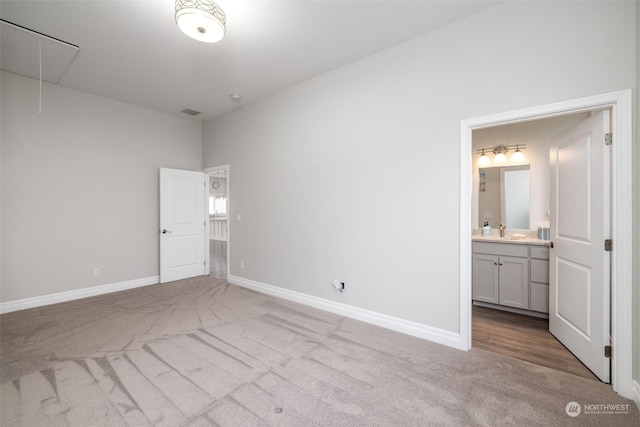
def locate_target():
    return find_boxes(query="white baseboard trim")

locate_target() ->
[228,275,464,351]
[0,276,159,314]
[633,380,640,411]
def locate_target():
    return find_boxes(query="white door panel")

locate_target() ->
[169,236,198,266]
[160,168,207,283]
[556,258,590,338]
[549,110,610,382]
[556,137,590,242]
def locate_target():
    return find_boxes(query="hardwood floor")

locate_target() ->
[209,239,227,279]
[472,305,599,381]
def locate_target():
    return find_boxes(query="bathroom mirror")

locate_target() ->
[478,165,530,229]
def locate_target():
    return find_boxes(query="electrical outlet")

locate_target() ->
[331,280,345,293]
[240,261,245,270]
[93,268,100,277]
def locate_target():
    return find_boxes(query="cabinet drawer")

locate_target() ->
[530,246,549,260]
[530,282,549,313]
[530,259,549,284]
[472,242,528,258]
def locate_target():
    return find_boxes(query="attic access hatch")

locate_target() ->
[0,19,79,84]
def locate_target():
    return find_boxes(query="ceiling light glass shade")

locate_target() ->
[493,151,507,163]
[478,152,490,166]
[175,0,226,43]
[511,148,525,162]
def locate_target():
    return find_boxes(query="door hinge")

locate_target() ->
[604,133,612,146]
[604,239,612,252]
[604,345,612,358]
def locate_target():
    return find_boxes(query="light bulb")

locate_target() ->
[478,152,490,166]
[494,152,507,163]
[511,148,524,162]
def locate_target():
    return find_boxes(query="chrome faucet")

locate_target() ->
[498,223,505,238]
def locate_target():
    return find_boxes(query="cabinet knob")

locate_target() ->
[550,241,554,248]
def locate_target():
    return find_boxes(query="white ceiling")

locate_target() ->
[0,1,500,121]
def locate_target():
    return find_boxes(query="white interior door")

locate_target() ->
[549,110,610,382]
[160,168,207,283]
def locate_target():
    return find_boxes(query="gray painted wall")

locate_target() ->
[202,0,637,362]
[1,71,202,301]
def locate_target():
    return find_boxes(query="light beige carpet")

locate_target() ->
[1,276,638,426]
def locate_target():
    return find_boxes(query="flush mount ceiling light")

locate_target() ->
[175,0,226,43]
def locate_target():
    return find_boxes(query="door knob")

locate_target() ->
[161,229,172,234]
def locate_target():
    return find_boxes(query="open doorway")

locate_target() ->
[207,167,228,280]
[460,90,634,399]
[470,112,599,381]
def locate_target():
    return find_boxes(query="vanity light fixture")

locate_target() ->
[476,144,526,165]
[175,0,226,43]
[511,144,525,162]
[478,149,490,166]
[493,147,507,164]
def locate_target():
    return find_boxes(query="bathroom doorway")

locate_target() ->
[470,113,598,381]
[461,90,633,398]
[207,166,229,280]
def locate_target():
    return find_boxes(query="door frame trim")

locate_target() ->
[459,90,633,399]
[204,165,230,280]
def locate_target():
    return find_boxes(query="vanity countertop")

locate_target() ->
[472,235,550,246]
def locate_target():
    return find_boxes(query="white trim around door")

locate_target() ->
[459,90,633,399]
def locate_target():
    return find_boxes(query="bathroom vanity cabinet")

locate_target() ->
[529,246,550,313]
[472,241,549,316]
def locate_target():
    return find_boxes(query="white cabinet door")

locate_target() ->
[472,254,499,304]
[159,168,207,283]
[549,110,610,382]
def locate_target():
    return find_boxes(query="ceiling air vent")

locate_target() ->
[181,108,201,116]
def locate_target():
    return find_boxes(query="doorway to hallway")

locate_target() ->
[209,240,227,279]
[207,167,228,280]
